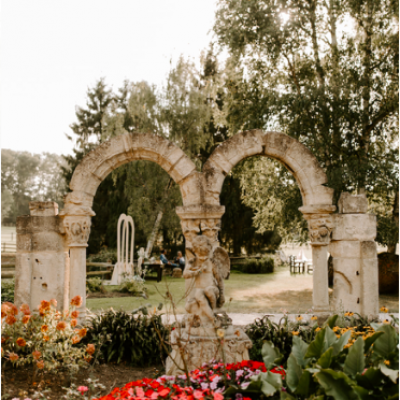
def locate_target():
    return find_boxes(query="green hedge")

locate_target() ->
[1,279,14,303]
[232,257,274,274]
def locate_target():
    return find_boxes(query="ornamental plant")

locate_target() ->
[263,315,399,399]
[1,296,95,375]
[93,359,285,400]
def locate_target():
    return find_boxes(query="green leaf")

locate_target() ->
[373,324,399,359]
[356,367,384,389]
[286,354,302,392]
[280,392,296,400]
[262,341,281,369]
[291,335,309,367]
[317,347,333,369]
[352,385,370,400]
[315,369,359,400]
[324,327,339,349]
[323,315,339,329]
[305,328,325,359]
[295,370,312,397]
[344,337,365,376]
[332,330,352,356]
[379,362,399,383]
[258,371,282,397]
[363,331,384,352]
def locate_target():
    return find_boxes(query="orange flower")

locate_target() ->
[1,303,10,318]
[56,321,67,331]
[5,315,16,325]
[72,335,81,344]
[54,311,62,320]
[37,360,44,369]
[32,350,41,360]
[84,356,92,363]
[50,299,57,307]
[8,352,19,362]
[22,315,31,324]
[20,304,31,315]
[78,328,87,338]
[1,336,8,344]
[41,325,48,333]
[71,319,78,327]
[3,302,18,315]
[70,296,83,307]
[71,310,79,319]
[40,300,51,311]
[16,338,26,347]
[86,344,95,355]
[43,335,50,342]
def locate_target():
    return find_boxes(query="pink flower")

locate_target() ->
[194,390,204,399]
[135,387,145,398]
[214,393,224,400]
[77,386,88,395]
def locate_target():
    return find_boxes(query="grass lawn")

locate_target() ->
[87,268,400,314]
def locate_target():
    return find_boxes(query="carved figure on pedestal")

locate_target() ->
[183,235,230,327]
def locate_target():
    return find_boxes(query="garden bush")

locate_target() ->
[83,306,169,366]
[1,279,15,303]
[86,277,106,293]
[232,257,274,274]
[1,296,95,375]
[118,275,146,296]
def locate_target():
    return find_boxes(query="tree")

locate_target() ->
[214,0,399,244]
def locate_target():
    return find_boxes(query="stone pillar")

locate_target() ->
[330,193,378,318]
[300,205,336,314]
[15,202,69,312]
[61,215,92,319]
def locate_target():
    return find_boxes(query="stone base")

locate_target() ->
[165,325,252,375]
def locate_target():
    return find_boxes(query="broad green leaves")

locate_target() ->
[344,338,365,376]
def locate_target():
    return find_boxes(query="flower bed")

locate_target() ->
[94,360,285,400]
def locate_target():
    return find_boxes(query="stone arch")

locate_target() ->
[202,129,334,207]
[61,132,201,217]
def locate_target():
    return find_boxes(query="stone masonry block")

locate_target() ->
[179,172,203,205]
[332,214,376,241]
[70,168,102,196]
[338,192,369,214]
[360,241,377,259]
[261,131,293,160]
[29,202,58,216]
[310,186,334,205]
[14,254,32,307]
[329,241,361,258]
[360,258,379,317]
[205,153,232,175]
[170,156,196,183]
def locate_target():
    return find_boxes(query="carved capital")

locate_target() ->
[305,214,334,245]
[62,216,91,247]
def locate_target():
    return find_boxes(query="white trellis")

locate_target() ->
[110,213,135,285]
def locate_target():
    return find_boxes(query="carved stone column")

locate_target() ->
[61,215,92,319]
[300,205,336,314]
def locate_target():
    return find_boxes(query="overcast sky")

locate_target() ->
[0,0,217,155]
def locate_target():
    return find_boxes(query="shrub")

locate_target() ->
[262,315,399,399]
[118,275,146,296]
[87,249,117,264]
[86,277,106,293]
[1,279,14,303]
[232,257,274,274]
[1,296,94,375]
[83,306,169,366]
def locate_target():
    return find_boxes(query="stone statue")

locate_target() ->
[166,235,252,375]
[183,236,230,326]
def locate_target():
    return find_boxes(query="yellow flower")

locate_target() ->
[216,329,225,338]
[384,360,390,366]
[296,315,303,321]
[383,319,390,324]
[292,331,300,336]
[315,327,321,332]
[332,326,340,332]
[380,306,389,313]
[344,312,354,317]
[311,315,318,321]
[344,343,352,349]
[336,334,340,338]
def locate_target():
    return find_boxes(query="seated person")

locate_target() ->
[160,249,179,268]
[174,251,185,270]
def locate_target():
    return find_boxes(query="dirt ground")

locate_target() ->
[2,362,159,400]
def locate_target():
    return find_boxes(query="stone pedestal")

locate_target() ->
[166,323,252,375]
[330,193,379,318]
[15,202,70,312]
